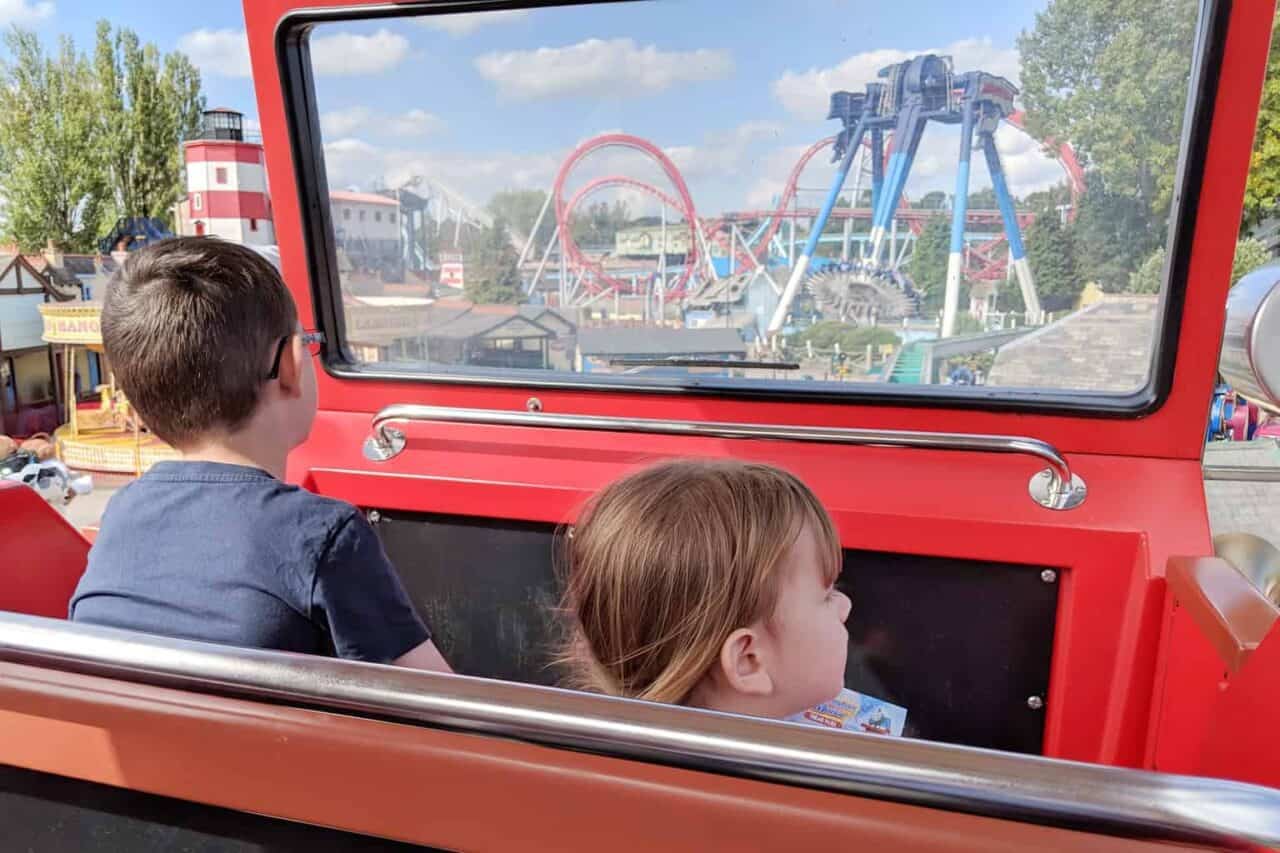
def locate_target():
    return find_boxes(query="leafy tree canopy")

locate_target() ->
[1018,0,1198,222]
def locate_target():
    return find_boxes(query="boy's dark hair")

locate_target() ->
[101,237,297,447]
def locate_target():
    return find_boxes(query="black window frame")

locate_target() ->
[276,0,1228,418]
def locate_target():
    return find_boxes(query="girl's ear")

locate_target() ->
[718,627,775,697]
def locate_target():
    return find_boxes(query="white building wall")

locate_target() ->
[238,218,276,246]
[199,217,245,243]
[0,292,46,351]
[331,201,400,242]
[186,160,266,193]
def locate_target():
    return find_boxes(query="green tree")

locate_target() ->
[94,21,204,224]
[1126,246,1164,294]
[1018,0,1198,221]
[788,321,901,353]
[465,217,522,305]
[967,187,998,209]
[1024,210,1081,301]
[915,190,948,210]
[1022,182,1073,218]
[1242,14,1280,230]
[1071,172,1158,291]
[1231,237,1271,285]
[570,199,632,249]
[909,215,951,313]
[487,188,555,250]
[1127,238,1271,294]
[0,29,108,251]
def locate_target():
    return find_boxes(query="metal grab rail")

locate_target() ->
[362,404,1088,510]
[0,612,1276,846]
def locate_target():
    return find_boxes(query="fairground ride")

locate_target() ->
[520,53,1084,337]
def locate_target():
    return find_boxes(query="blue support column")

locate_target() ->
[942,101,977,338]
[767,120,869,334]
[868,108,925,264]
[981,132,1041,320]
[870,128,885,215]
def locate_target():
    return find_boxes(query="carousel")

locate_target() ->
[37,301,178,475]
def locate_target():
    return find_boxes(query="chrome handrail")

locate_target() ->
[362,404,1088,510]
[0,613,1275,846]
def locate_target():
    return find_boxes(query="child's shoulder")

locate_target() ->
[107,460,363,536]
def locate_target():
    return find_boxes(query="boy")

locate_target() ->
[70,238,450,672]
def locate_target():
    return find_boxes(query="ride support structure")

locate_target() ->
[768,54,1043,337]
[520,53,1081,335]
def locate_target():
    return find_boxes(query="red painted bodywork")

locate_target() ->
[0,481,88,619]
[184,141,266,164]
[190,190,272,220]
[0,1,1273,818]
[232,0,1279,774]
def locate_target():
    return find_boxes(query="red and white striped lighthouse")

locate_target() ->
[177,108,275,246]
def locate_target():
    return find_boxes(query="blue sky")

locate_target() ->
[2,1,1167,218]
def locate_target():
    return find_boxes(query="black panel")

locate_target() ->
[0,763,436,851]
[839,550,1058,755]
[377,512,1057,754]
[375,511,564,685]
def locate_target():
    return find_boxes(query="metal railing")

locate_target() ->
[362,403,1088,510]
[0,612,1276,847]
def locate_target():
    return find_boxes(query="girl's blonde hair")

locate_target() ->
[559,458,841,705]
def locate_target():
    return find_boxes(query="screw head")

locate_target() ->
[1027,695,1044,710]
[366,510,382,524]
[526,397,543,412]
[1040,569,1058,584]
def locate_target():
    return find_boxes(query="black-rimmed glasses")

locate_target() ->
[266,330,324,381]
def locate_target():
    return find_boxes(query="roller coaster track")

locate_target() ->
[542,116,1083,299]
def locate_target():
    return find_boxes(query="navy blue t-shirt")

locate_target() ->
[70,461,429,662]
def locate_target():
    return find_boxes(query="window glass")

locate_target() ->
[308,0,1205,398]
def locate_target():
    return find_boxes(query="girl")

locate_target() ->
[561,458,852,720]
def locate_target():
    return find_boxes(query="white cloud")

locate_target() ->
[177,28,251,78]
[388,108,444,137]
[321,106,374,138]
[311,29,410,76]
[475,38,733,100]
[0,0,52,23]
[664,121,783,182]
[417,9,530,36]
[773,37,1020,119]
[323,138,380,189]
[321,106,443,140]
[320,135,561,205]
[744,121,1066,213]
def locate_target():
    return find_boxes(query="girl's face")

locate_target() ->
[761,522,852,716]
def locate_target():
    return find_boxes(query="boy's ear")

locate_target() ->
[718,627,774,697]
[274,334,305,399]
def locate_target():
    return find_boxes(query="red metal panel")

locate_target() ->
[246,0,1275,461]
[191,190,271,220]
[245,0,1273,771]
[287,409,1213,767]
[0,481,88,618]
[1145,596,1228,774]
[184,141,265,164]
[1197,621,1280,788]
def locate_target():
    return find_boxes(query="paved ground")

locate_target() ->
[55,472,132,531]
[1204,440,1280,546]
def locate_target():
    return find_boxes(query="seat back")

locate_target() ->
[0,481,89,618]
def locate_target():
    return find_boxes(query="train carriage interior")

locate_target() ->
[2,0,1280,849]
